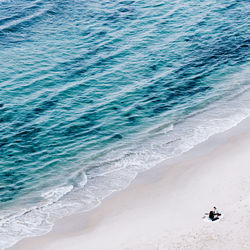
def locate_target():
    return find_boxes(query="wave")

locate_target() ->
[0,173,87,250]
[0,4,52,32]
[0,0,43,26]
[0,0,249,249]
[1,68,250,250]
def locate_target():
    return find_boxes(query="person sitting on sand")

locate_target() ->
[213,207,221,217]
[209,207,221,221]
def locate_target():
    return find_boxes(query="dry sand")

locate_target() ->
[10,118,250,250]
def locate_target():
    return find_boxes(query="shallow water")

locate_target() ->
[0,0,249,248]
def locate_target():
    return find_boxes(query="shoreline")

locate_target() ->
[9,116,250,250]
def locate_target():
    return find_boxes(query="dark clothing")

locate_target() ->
[211,217,219,221]
[209,211,220,221]
[209,211,214,219]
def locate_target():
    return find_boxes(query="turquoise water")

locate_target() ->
[0,0,249,248]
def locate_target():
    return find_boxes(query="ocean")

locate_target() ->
[0,0,249,248]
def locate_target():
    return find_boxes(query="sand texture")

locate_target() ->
[10,118,250,250]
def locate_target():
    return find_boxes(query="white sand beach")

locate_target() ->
[10,117,250,250]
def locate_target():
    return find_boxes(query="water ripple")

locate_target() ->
[0,0,249,249]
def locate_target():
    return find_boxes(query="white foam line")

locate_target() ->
[0,6,51,31]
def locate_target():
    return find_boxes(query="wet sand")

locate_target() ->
[10,117,250,250]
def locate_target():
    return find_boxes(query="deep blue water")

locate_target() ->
[0,0,249,248]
